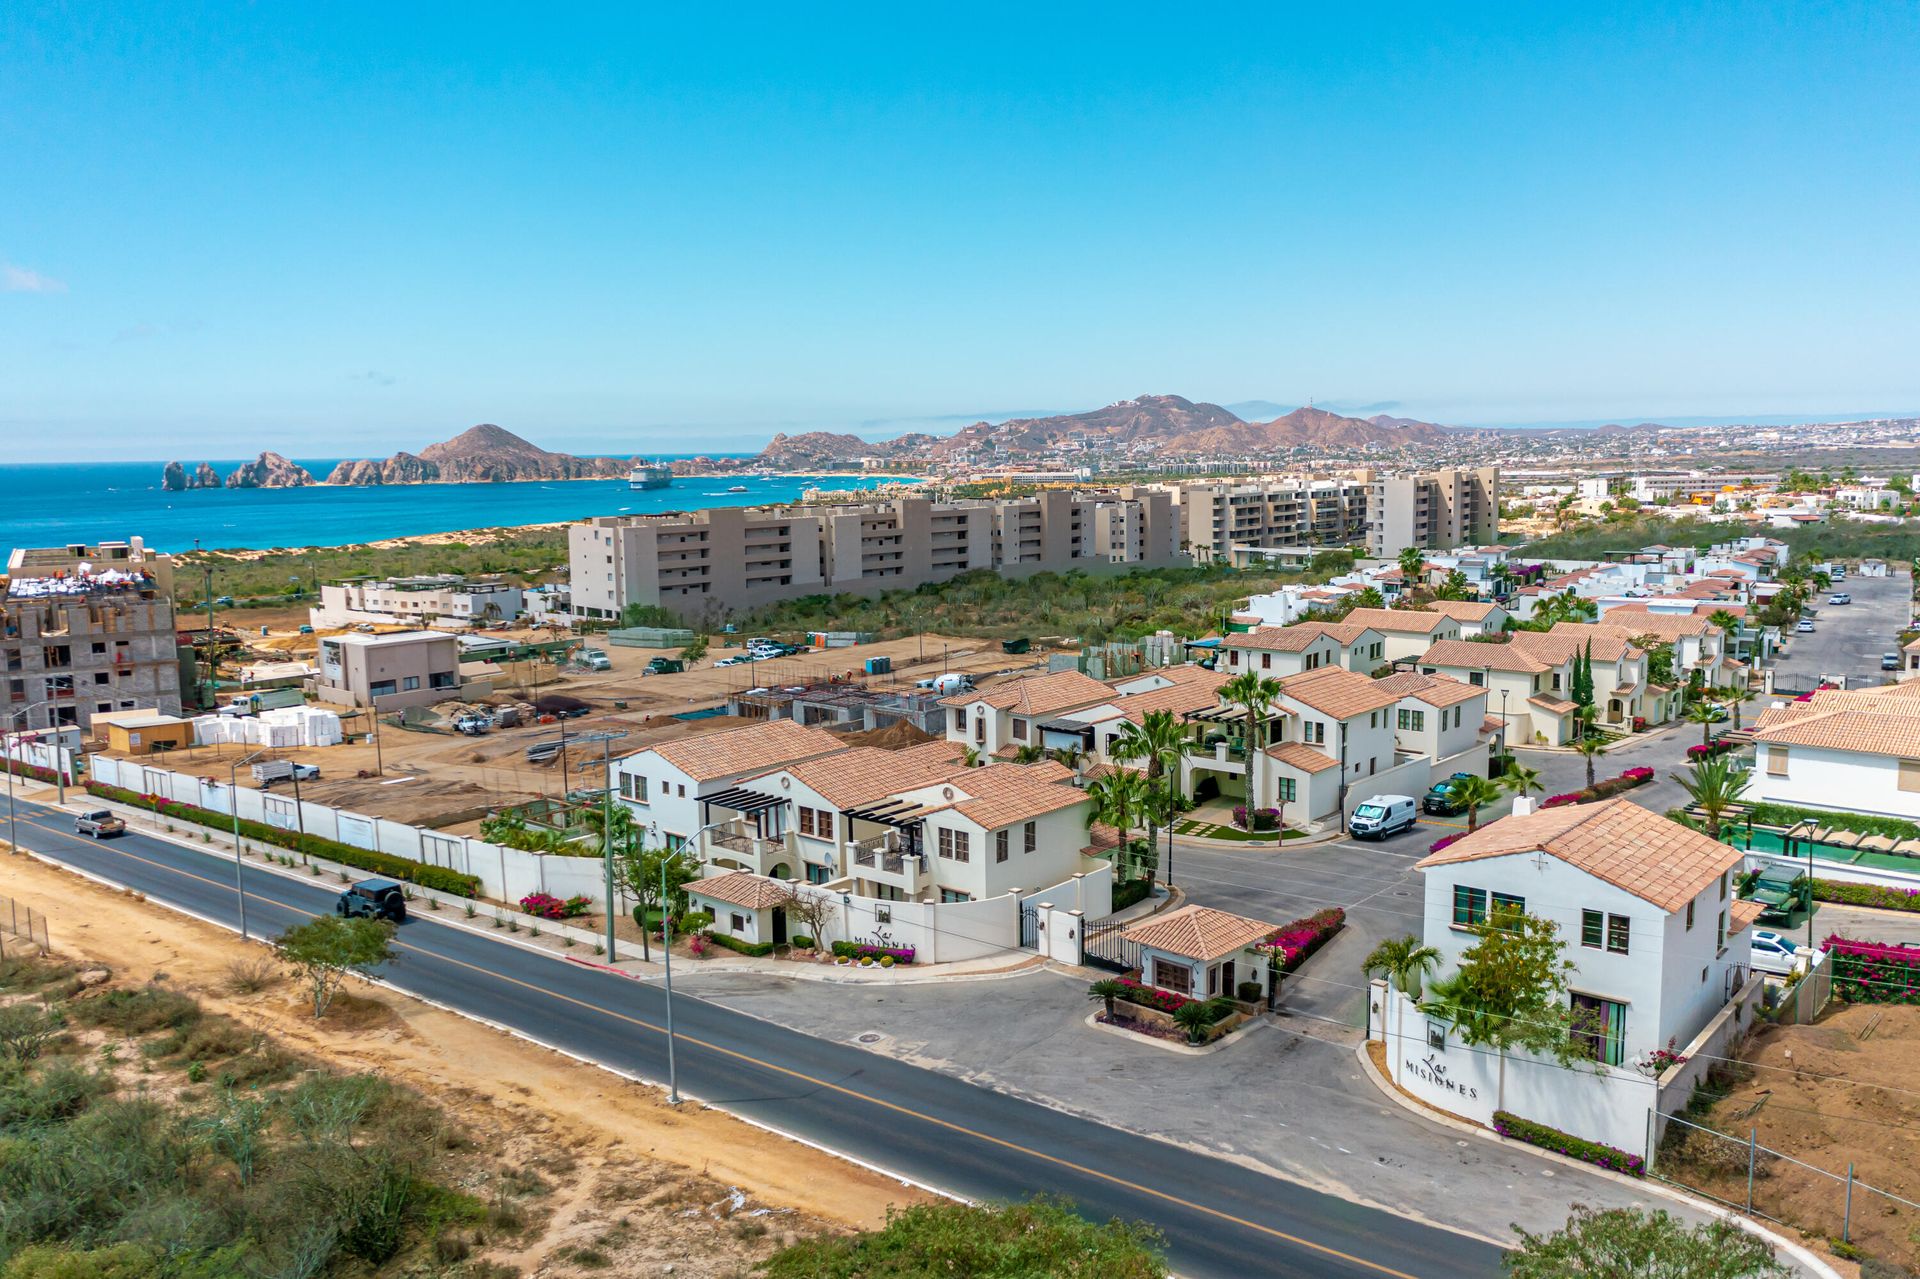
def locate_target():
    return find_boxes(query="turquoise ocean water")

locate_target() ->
[0,459,910,557]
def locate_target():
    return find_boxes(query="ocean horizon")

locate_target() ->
[0,458,916,558]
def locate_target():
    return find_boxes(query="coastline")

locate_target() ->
[183,469,924,490]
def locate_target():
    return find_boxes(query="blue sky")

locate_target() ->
[3,3,1918,460]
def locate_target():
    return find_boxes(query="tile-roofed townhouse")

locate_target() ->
[1592,607,1738,690]
[940,669,1114,757]
[611,719,846,850]
[1419,599,1510,639]
[1748,683,1920,820]
[1415,638,1578,747]
[1181,664,1403,827]
[1221,622,1386,679]
[1374,671,1492,761]
[1510,623,1670,729]
[1336,607,1463,662]
[1387,799,1762,1152]
[943,664,1229,768]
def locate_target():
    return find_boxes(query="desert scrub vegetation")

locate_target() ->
[181,524,572,604]
[0,954,529,1279]
[738,556,1356,646]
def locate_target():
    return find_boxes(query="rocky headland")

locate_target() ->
[326,424,633,484]
[161,453,314,490]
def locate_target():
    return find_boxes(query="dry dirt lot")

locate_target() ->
[0,850,922,1277]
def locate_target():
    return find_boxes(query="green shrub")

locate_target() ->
[1743,801,1920,843]
[1111,879,1154,912]
[789,934,815,949]
[71,988,200,1036]
[83,782,481,897]
[1492,1110,1645,1175]
[759,1196,1166,1278]
[702,933,774,957]
[1811,878,1920,912]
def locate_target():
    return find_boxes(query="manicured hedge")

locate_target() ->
[832,940,916,964]
[1813,879,1920,913]
[2,757,62,785]
[84,780,482,898]
[1541,768,1655,809]
[1744,802,1920,844]
[705,932,776,957]
[1825,935,1920,1004]
[1492,1110,1645,1176]
[1112,878,1154,912]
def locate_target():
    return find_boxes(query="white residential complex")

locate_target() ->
[1168,467,1501,562]
[309,575,525,630]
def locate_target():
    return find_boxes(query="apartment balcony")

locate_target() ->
[849,834,930,893]
[701,822,797,877]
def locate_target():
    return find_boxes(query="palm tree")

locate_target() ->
[1221,670,1283,815]
[1110,709,1193,883]
[1013,744,1046,764]
[1171,999,1221,1044]
[1675,753,1751,840]
[1085,769,1151,883]
[1570,733,1607,791]
[1397,545,1428,584]
[1362,935,1441,1054]
[1489,562,1516,600]
[1500,762,1544,803]
[1685,699,1724,746]
[1723,685,1756,732]
[1707,609,1743,643]
[1446,774,1504,832]
[962,745,983,768]
[1087,978,1127,1020]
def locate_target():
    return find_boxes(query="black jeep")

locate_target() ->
[335,878,408,923]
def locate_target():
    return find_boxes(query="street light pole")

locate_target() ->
[229,745,271,940]
[660,817,725,1107]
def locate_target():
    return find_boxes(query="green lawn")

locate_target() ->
[1175,819,1307,842]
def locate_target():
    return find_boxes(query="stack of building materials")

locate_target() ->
[192,706,343,748]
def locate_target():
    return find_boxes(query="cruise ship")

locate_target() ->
[628,462,673,490]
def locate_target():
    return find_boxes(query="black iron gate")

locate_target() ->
[1081,916,1140,973]
[1019,904,1039,949]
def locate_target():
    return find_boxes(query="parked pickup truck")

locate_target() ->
[1745,866,1810,924]
[251,760,320,786]
[74,810,127,838]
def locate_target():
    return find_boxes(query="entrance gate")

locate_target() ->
[1081,916,1140,973]
[1019,904,1039,949]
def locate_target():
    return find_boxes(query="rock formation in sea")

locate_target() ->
[161,461,188,491]
[193,462,222,488]
[329,424,631,484]
[161,460,232,489]
[225,452,316,489]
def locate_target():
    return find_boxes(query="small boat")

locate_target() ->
[629,462,673,490]
[726,484,748,493]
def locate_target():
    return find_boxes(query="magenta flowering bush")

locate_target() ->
[1430,833,1463,854]
[1256,907,1345,974]
[1825,934,1920,1004]
[1542,792,1583,808]
[1493,1111,1645,1176]
[1116,977,1194,1014]
[1813,879,1920,913]
[1230,805,1281,831]
[519,892,591,920]
[1619,766,1654,783]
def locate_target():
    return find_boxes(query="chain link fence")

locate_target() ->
[0,894,51,954]
[1656,1111,1920,1264]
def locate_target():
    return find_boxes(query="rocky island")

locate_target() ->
[326,424,634,484]
[161,453,315,490]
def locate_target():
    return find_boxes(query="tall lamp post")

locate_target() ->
[229,744,272,940]
[660,817,727,1106]
[548,728,630,958]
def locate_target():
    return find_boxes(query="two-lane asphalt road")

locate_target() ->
[3,792,1502,1279]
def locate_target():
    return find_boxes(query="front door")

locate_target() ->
[772,907,788,944]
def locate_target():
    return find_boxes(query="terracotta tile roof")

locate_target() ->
[651,720,845,783]
[1264,741,1339,774]
[1510,624,1642,664]
[940,669,1114,715]
[1414,798,1742,912]
[774,741,968,808]
[1905,636,1920,654]
[943,763,1089,829]
[1595,608,1714,637]
[1374,671,1487,709]
[1121,904,1281,962]
[1729,900,1765,933]
[686,871,792,911]
[1481,715,1506,734]
[1288,621,1377,646]
[1749,695,1920,757]
[1420,600,1502,622]
[1420,638,1555,674]
[1113,675,1227,724]
[1223,625,1336,653]
[1528,694,1577,714]
[1125,663,1227,689]
[1279,665,1404,719]
[1341,607,1456,635]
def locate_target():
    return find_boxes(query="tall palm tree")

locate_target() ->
[1674,753,1752,840]
[1570,733,1607,792]
[1221,670,1283,814]
[1397,545,1428,584]
[1500,762,1544,802]
[1707,609,1743,643]
[1362,935,1442,1058]
[1685,699,1724,746]
[1085,769,1151,883]
[1722,685,1756,732]
[1446,774,1504,832]
[1110,710,1192,880]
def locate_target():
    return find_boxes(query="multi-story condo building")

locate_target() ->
[1171,474,1371,561]
[1366,467,1500,558]
[309,575,525,630]
[2,537,182,732]
[570,490,1179,621]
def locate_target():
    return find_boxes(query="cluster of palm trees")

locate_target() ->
[1084,708,1190,887]
[1442,760,1545,832]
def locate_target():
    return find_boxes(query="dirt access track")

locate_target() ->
[0,850,924,1259]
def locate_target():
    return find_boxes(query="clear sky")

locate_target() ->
[3,3,1918,460]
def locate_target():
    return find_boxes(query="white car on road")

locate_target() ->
[1751,929,1814,977]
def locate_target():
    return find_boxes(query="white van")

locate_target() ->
[1349,794,1418,840]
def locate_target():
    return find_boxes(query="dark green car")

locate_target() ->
[1422,772,1476,815]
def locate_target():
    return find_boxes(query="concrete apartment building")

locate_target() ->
[1366,467,1500,558]
[312,630,462,711]
[309,575,525,630]
[570,489,1179,620]
[1172,474,1372,561]
[2,537,183,732]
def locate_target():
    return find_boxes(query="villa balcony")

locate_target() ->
[701,821,798,877]
[849,833,929,893]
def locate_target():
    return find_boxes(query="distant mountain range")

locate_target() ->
[326,424,637,485]
[744,394,1456,468]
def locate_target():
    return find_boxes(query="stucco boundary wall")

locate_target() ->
[86,756,607,906]
[1344,742,1494,821]
[4,735,77,781]
[1650,973,1766,1151]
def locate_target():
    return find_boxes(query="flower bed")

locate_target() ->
[1430,832,1464,855]
[1825,935,1920,1004]
[1257,907,1344,975]
[1115,976,1194,1014]
[1542,768,1655,808]
[1542,792,1584,808]
[1812,879,1920,913]
[2,757,62,785]
[831,941,916,965]
[1232,805,1280,832]
[519,892,591,920]
[83,780,482,897]
[1686,740,1736,760]
[706,932,775,957]
[1491,1110,1645,1176]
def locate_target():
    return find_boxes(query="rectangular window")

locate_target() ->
[1261,652,1272,669]
[1452,885,1488,927]
[1491,892,1525,927]
[620,773,649,803]
[1716,909,1727,951]
[1767,747,1789,777]
[730,912,747,933]
[368,680,397,697]
[430,671,457,689]
[1398,708,1425,732]
[1581,909,1604,949]
[1606,913,1630,955]
[1469,671,1485,686]
[1152,958,1192,996]
[402,675,421,691]
[1012,718,1028,740]
[799,806,818,836]
[952,709,966,732]
[996,830,1009,862]
[1304,721,1325,745]
[939,888,973,903]
[1276,777,1296,803]
[1901,760,1920,794]
[1571,993,1628,1066]
[1686,899,1695,930]
[1024,821,1036,853]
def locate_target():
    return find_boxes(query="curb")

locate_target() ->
[1082,1009,1268,1056]
[1350,1041,1844,1279]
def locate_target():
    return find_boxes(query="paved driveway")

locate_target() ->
[1772,569,1911,689]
